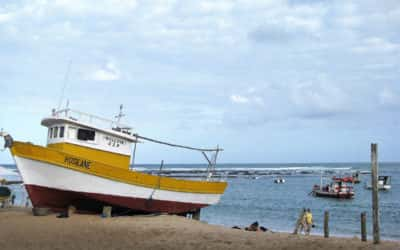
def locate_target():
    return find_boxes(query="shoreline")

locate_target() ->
[1,208,399,250]
[206,222,400,243]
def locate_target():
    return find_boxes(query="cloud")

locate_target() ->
[1,1,400,129]
[253,97,264,106]
[198,1,233,13]
[86,62,121,81]
[289,81,350,119]
[336,15,363,29]
[230,88,265,106]
[248,3,325,43]
[53,0,138,15]
[224,80,356,128]
[379,87,400,107]
[353,37,400,53]
[249,16,322,43]
[0,12,15,23]
[230,95,249,104]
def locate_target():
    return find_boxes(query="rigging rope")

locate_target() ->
[57,60,72,110]
[133,134,222,152]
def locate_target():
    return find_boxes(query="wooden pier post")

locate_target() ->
[371,143,380,244]
[324,211,329,238]
[361,212,367,242]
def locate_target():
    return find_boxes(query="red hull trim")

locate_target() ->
[25,185,207,214]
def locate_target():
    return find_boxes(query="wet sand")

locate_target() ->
[0,208,399,250]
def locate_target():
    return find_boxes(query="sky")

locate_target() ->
[0,0,399,164]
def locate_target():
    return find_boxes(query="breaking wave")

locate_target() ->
[133,165,357,179]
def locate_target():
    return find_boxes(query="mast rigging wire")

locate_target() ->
[57,60,72,110]
[133,134,222,153]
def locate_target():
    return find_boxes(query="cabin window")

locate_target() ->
[49,128,53,138]
[53,127,58,138]
[59,126,65,138]
[77,128,95,141]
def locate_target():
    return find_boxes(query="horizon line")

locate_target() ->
[1,161,399,166]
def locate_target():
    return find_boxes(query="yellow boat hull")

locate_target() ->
[10,142,227,213]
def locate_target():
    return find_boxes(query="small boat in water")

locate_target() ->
[332,171,360,184]
[365,176,391,191]
[312,179,354,199]
[274,177,285,184]
[332,176,353,183]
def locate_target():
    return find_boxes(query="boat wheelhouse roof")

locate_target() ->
[41,108,138,143]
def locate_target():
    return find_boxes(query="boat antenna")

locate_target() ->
[115,104,125,124]
[57,60,72,111]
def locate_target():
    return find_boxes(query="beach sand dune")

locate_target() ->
[0,208,398,250]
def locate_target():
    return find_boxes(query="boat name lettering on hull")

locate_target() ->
[64,157,91,169]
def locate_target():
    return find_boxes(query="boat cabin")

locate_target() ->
[41,108,138,169]
[378,176,391,186]
[365,176,391,190]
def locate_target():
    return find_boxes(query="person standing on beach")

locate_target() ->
[299,208,307,234]
[11,194,16,205]
[305,208,313,235]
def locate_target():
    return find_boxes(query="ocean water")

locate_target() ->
[1,162,399,240]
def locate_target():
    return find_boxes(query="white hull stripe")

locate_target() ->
[14,156,221,205]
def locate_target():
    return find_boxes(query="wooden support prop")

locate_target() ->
[102,206,112,218]
[361,212,367,242]
[68,205,76,216]
[192,209,201,221]
[324,211,329,238]
[371,143,380,244]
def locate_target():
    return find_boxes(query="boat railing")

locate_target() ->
[52,108,132,134]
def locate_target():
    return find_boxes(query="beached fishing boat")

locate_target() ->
[0,107,227,214]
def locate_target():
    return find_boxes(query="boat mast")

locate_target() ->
[57,60,72,110]
[320,170,323,191]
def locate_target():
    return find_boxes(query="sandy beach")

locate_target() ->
[0,208,398,250]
